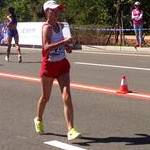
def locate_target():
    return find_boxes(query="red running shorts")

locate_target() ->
[40,58,70,78]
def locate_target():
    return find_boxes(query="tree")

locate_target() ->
[0,0,150,29]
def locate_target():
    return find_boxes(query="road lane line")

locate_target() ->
[74,62,150,71]
[0,71,150,101]
[70,82,150,100]
[0,72,40,82]
[44,140,87,150]
[128,93,150,99]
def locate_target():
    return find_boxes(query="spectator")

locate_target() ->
[132,1,144,48]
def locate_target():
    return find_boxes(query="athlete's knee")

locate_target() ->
[62,92,71,104]
[15,44,20,49]
[7,42,11,47]
[40,95,50,103]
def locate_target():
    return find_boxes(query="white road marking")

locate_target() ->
[44,140,87,150]
[74,62,150,71]
[128,93,150,99]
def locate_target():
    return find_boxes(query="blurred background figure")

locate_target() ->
[0,26,7,44]
[132,1,144,48]
[5,7,22,63]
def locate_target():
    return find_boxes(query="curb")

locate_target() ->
[82,45,150,53]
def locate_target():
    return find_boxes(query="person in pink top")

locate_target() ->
[34,0,81,140]
[132,1,144,48]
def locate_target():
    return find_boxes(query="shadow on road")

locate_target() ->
[73,134,150,146]
[42,132,150,146]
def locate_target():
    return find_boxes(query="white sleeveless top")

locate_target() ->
[48,23,66,62]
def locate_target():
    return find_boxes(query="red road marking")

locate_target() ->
[0,71,150,101]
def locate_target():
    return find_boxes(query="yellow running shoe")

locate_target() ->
[67,128,81,140]
[34,117,44,134]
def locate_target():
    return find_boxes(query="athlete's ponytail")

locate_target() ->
[37,7,45,19]
[8,7,17,20]
[8,7,15,15]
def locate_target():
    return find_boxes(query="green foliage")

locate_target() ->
[0,0,150,29]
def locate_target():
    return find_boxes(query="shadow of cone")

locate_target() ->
[117,76,132,94]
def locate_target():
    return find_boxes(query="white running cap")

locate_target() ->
[43,0,63,11]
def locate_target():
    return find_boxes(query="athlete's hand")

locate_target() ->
[63,37,73,45]
[64,44,72,53]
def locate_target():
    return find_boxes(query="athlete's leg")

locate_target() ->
[14,33,21,55]
[37,76,54,121]
[14,33,22,62]
[6,35,12,58]
[57,73,74,131]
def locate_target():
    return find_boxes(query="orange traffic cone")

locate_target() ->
[117,76,132,94]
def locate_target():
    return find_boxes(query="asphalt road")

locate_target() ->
[0,46,150,150]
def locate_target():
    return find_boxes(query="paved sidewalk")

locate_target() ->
[82,45,150,54]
